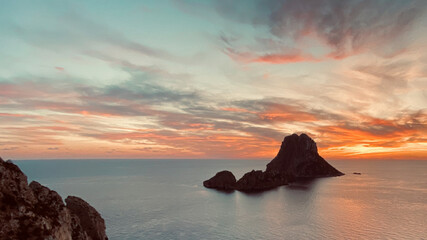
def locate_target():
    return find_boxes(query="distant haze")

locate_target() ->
[0,0,426,160]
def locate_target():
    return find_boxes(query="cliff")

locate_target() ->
[0,157,108,240]
[204,133,344,192]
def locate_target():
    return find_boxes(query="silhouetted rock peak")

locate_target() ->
[0,157,108,239]
[203,133,344,192]
[203,170,236,190]
[266,133,343,177]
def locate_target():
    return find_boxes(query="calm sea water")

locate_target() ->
[14,160,427,240]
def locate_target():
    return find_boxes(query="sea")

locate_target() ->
[14,159,427,240]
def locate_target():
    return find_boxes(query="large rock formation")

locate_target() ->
[204,133,344,192]
[235,170,289,192]
[0,157,108,240]
[203,170,236,190]
[266,133,343,178]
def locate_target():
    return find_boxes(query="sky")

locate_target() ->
[0,0,426,160]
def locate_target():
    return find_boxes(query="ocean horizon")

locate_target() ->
[14,159,427,240]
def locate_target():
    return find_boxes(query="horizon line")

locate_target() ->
[6,158,427,161]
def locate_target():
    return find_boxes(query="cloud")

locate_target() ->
[314,110,427,149]
[1,64,425,159]
[1,147,19,151]
[0,75,309,158]
[9,8,177,61]
[213,0,427,63]
[253,53,318,64]
[86,51,193,80]
[223,47,318,64]
[1,0,425,160]
[55,66,65,72]
[353,60,413,95]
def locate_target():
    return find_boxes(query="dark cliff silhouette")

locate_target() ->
[0,157,108,240]
[203,133,344,192]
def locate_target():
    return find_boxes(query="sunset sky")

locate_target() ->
[0,0,426,160]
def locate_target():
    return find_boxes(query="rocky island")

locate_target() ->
[0,157,108,240]
[204,133,344,192]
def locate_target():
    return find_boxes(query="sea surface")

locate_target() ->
[15,159,427,240]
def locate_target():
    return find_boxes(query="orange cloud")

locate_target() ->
[253,53,318,64]
[79,110,113,117]
[1,78,425,160]
[314,118,427,160]
[223,47,318,64]
[256,103,317,122]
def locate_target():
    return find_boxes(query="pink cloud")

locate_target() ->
[55,66,65,72]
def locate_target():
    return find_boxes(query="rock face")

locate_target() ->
[235,170,288,192]
[66,196,108,240]
[0,157,108,240]
[203,170,236,190]
[266,133,343,178]
[204,133,344,192]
